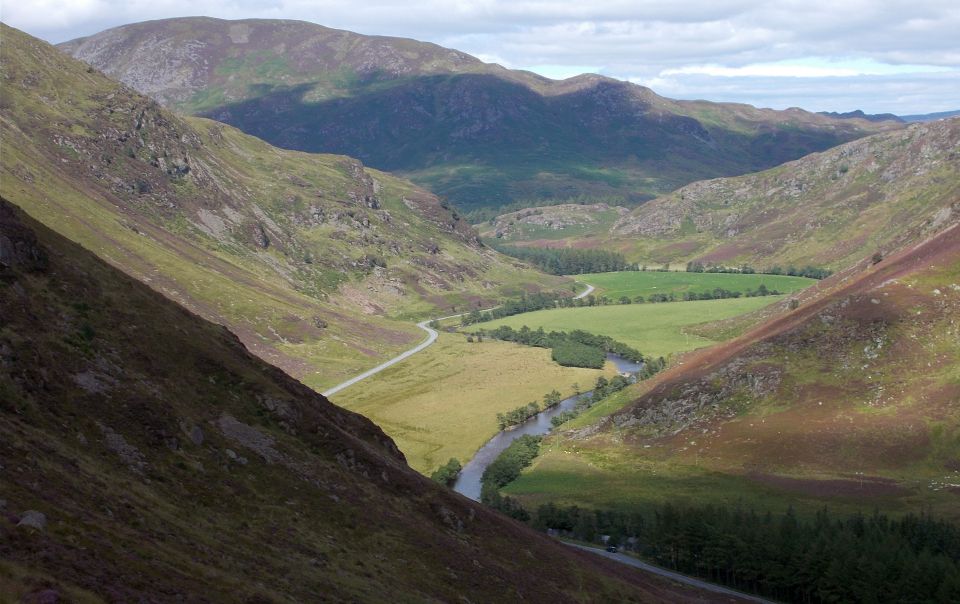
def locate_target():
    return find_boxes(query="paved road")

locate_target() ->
[574,282,595,299]
[322,281,594,398]
[565,543,773,603]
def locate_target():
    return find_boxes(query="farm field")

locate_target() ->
[581,270,816,300]
[474,296,785,358]
[332,332,615,474]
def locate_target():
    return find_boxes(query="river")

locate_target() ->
[452,354,642,500]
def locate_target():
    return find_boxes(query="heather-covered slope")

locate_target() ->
[59,17,898,211]
[507,223,960,518]
[1,24,563,390]
[606,118,960,269]
[0,199,727,602]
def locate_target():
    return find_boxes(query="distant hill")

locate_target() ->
[60,17,899,212]
[0,198,711,602]
[900,109,960,122]
[818,109,903,123]
[1,24,561,391]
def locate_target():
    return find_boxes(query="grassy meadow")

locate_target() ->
[332,333,616,474]
[475,296,784,358]
[580,271,815,300]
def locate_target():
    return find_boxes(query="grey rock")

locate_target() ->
[225,448,238,460]
[189,425,204,446]
[97,422,147,473]
[17,510,46,530]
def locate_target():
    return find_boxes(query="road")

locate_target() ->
[564,543,773,603]
[321,281,595,398]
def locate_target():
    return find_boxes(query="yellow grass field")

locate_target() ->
[332,332,615,474]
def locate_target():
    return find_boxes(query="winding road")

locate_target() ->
[321,281,595,398]
[565,543,773,603]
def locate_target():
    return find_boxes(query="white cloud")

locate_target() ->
[3,0,958,113]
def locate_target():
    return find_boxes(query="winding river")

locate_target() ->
[453,353,642,500]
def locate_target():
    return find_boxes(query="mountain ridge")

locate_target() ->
[58,17,900,210]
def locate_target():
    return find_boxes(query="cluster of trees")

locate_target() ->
[550,375,633,427]
[491,243,632,275]
[474,325,643,368]
[497,401,539,430]
[461,292,560,326]
[686,261,832,280]
[533,502,960,602]
[429,458,462,486]
[480,435,542,520]
[497,391,564,429]
[551,340,606,368]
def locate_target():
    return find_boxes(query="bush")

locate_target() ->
[430,458,462,486]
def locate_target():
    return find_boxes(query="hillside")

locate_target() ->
[59,17,899,211]
[506,221,960,518]
[0,198,734,602]
[1,24,563,391]
[494,119,960,271]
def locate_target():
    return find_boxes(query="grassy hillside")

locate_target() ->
[1,24,563,389]
[334,333,616,474]
[593,118,960,269]
[507,223,960,520]
[0,198,723,602]
[59,17,898,211]
[474,296,784,359]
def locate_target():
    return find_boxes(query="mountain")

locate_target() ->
[506,217,960,518]
[1,24,563,392]
[0,198,724,602]
[492,118,959,270]
[59,17,900,212]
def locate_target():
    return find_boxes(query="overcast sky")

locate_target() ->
[6,1,959,114]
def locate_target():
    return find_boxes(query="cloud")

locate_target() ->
[4,0,958,113]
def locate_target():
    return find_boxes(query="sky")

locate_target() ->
[5,1,959,114]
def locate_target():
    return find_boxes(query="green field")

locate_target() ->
[475,296,784,358]
[333,333,614,474]
[581,271,815,300]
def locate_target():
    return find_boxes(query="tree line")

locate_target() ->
[461,292,561,325]
[490,243,632,275]
[532,502,960,603]
[480,435,542,521]
[471,325,644,368]
[550,374,635,427]
[686,261,832,280]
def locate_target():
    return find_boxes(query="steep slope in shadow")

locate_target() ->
[0,199,736,602]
